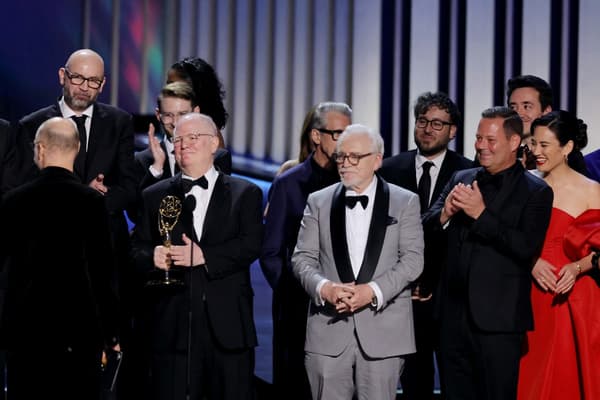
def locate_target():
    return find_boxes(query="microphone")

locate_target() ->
[183,194,196,215]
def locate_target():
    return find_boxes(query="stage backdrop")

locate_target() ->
[1,0,599,165]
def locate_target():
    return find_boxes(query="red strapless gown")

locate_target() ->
[517,208,600,400]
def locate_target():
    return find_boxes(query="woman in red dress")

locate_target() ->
[517,110,600,400]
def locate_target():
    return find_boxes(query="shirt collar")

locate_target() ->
[415,149,447,170]
[58,97,94,119]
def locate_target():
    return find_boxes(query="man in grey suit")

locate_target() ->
[292,124,424,400]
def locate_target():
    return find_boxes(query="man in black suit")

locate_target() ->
[9,48,137,399]
[378,92,473,399]
[135,81,231,193]
[422,107,553,400]
[132,113,263,400]
[0,117,119,399]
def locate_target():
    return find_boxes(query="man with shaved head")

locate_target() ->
[132,113,263,399]
[8,48,137,397]
[0,117,119,399]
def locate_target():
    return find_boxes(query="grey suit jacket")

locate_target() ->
[292,176,424,358]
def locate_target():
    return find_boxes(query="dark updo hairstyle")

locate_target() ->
[169,57,228,131]
[530,110,588,174]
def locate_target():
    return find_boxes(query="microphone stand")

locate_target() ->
[183,194,196,400]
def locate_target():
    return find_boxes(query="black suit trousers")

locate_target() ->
[438,299,523,400]
[149,295,255,400]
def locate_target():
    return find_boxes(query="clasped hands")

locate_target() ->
[441,181,485,224]
[532,258,579,294]
[153,233,205,270]
[321,281,374,313]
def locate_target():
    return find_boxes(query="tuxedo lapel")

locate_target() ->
[166,174,193,245]
[85,104,108,180]
[330,184,355,283]
[200,173,229,243]
[355,178,389,284]
[161,141,175,178]
[434,152,455,202]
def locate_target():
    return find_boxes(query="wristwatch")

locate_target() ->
[371,295,378,308]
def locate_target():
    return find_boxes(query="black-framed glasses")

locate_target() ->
[318,128,344,141]
[332,152,373,166]
[160,111,192,123]
[172,133,215,145]
[63,67,104,89]
[415,117,453,131]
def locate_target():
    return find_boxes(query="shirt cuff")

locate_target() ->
[368,281,383,311]
[315,279,330,306]
[149,164,163,178]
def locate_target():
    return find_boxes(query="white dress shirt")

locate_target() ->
[59,98,93,149]
[182,166,218,240]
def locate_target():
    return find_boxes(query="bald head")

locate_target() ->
[59,49,106,112]
[34,117,80,170]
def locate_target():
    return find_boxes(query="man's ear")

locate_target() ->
[193,105,200,113]
[510,134,522,152]
[58,67,66,86]
[311,128,321,145]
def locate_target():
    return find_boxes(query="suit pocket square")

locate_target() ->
[386,216,398,225]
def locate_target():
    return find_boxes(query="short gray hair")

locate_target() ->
[313,102,352,129]
[337,124,384,154]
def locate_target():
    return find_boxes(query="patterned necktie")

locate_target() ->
[418,161,433,212]
[345,195,368,209]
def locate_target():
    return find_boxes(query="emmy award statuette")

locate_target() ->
[146,195,184,287]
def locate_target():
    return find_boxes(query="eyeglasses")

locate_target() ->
[332,152,373,166]
[63,67,104,89]
[160,111,192,123]
[172,133,215,145]
[415,117,453,131]
[318,128,344,141]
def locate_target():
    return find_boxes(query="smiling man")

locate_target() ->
[292,124,423,400]
[422,107,553,400]
[132,113,263,400]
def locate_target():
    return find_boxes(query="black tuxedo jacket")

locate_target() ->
[379,149,474,294]
[10,102,137,216]
[422,164,553,332]
[0,167,119,351]
[131,172,263,351]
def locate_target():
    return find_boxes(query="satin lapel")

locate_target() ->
[200,173,228,243]
[433,153,456,202]
[170,174,195,245]
[330,184,355,283]
[161,141,174,178]
[355,178,389,284]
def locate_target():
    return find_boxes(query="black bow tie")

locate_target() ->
[182,176,208,192]
[345,195,368,209]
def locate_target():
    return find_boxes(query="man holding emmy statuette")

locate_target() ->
[131,113,263,400]
[0,117,120,400]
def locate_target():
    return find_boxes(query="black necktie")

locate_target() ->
[72,115,87,178]
[182,176,208,192]
[418,161,433,212]
[345,195,368,209]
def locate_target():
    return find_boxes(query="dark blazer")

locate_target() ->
[10,102,137,217]
[131,172,263,351]
[135,144,232,191]
[378,149,474,293]
[422,164,553,332]
[0,167,119,350]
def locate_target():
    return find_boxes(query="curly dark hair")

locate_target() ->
[413,92,461,127]
[169,57,228,130]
